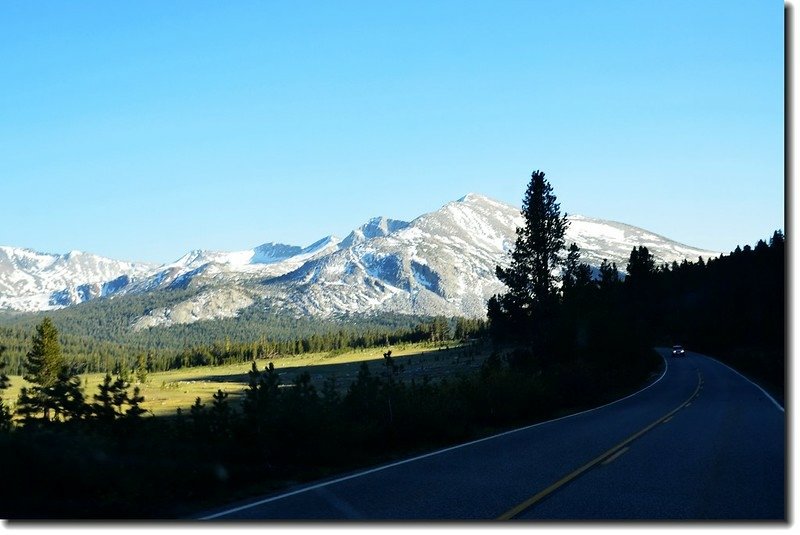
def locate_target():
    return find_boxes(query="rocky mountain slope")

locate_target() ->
[0,247,155,312]
[0,194,720,326]
[258,194,720,319]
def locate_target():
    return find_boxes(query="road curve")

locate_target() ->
[198,349,785,521]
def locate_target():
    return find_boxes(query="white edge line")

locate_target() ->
[702,354,785,413]
[199,352,670,520]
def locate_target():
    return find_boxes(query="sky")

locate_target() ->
[0,1,784,264]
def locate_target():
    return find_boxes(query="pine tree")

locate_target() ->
[430,316,449,343]
[189,397,208,437]
[209,389,231,438]
[111,375,131,418]
[562,243,593,298]
[769,230,784,248]
[19,318,66,421]
[599,259,620,292]
[47,365,86,421]
[497,170,567,309]
[491,170,568,339]
[23,318,64,388]
[0,346,12,431]
[125,386,147,419]
[626,246,656,284]
[0,347,9,391]
[135,354,148,384]
[92,372,140,423]
[92,373,117,423]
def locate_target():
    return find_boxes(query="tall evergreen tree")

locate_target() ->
[562,243,593,298]
[599,259,621,292]
[769,230,784,248]
[19,318,67,421]
[491,170,568,340]
[23,318,64,389]
[135,354,148,384]
[626,246,656,285]
[0,346,12,431]
[208,389,232,438]
[496,170,568,310]
[92,373,118,423]
[47,365,86,421]
[189,397,208,437]
[111,376,131,417]
[126,386,147,419]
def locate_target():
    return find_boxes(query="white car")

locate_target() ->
[672,345,686,357]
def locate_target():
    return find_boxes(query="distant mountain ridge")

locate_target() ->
[0,194,720,326]
[0,247,155,312]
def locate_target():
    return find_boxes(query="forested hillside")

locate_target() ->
[0,298,484,375]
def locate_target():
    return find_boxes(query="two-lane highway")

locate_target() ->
[515,350,785,519]
[199,349,785,520]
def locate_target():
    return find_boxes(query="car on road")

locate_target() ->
[672,345,686,357]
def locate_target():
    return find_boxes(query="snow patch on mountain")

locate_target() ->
[0,246,156,311]
[565,214,719,268]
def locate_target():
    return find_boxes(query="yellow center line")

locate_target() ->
[600,446,629,466]
[497,370,703,520]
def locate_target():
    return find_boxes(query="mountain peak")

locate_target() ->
[174,249,208,267]
[340,217,411,248]
[457,192,487,203]
[302,235,340,254]
[454,193,510,211]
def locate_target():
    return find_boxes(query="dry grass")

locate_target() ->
[1,342,490,417]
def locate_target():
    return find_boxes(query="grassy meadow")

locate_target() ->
[2,341,490,417]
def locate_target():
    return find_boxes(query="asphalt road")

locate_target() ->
[199,349,785,521]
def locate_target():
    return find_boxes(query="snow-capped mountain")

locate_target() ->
[261,194,520,318]
[128,235,341,294]
[258,193,720,319]
[0,193,721,325]
[0,247,156,312]
[127,236,342,329]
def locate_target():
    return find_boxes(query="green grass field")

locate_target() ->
[2,342,490,417]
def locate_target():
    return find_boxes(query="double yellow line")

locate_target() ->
[497,370,703,520]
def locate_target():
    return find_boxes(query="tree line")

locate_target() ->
[628,231,784,398]
[0,288,476,357]
[0,315,486,376]
[487,170,783,401]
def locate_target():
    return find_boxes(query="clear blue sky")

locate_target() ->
[1,1,784,264]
